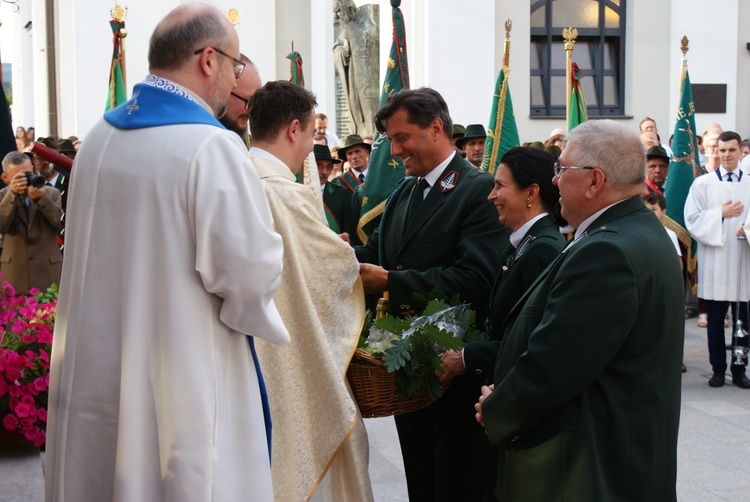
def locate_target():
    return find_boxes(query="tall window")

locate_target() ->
[530,0,626,118]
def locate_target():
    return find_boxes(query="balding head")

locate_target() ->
[147,3,240,117]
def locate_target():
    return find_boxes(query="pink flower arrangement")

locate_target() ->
[0,281,57,447]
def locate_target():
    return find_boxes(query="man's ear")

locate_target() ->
[0,172,7,185]
[287,119,302,143]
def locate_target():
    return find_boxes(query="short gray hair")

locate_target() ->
[2,151,30,173]
[148,5,228,72]
[566,120,646,188]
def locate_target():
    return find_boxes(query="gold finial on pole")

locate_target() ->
[503,19,512,68]
[563,27,578,130]
[110,5,128,22]
[226,8,242,25]
[680,36,689,58]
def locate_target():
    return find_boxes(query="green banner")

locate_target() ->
[356,0,409,244]
[105,19,127,111]
[481,66,519,175]
[287,51,305,87]
[567,63,587,131]
[664,65,700,292]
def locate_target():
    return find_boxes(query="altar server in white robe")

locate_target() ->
[685,131,750,389]
[45,5,290,501]
[248,81,373,501]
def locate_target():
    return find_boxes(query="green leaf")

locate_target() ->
[423,298,447,316]
[383,337,413,372]
[374,315,411,335]
[418,325,465,351]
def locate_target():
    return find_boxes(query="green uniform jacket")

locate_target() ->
[463,215,566,382]
[322,182,360,244]
[482,196,684,501]
[356,153,508,321]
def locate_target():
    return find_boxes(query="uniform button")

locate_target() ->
[510,436,520,444]
[475,369,483,376]
[396,264,403,270]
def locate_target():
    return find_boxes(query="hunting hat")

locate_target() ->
[313,144,342,164]
[452,124,466,139]
[646,145,670,162]
[455,124,487,149]
[338,134,371,159]
[57,139,76,155]
[36,137,59,150]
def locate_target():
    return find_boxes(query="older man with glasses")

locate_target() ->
[478,120,684,501]
[45,4,289,501]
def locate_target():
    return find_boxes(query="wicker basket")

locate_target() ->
[347,348,440,418]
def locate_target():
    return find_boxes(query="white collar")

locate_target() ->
[574,199,627,240]
[249,146,288,168]
[510,213,548,248]
[422,151,456,188]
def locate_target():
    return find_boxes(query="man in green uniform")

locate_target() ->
[478,120,684,501]
[355,87,508,501]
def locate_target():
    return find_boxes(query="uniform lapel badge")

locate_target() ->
[439,170,459,192]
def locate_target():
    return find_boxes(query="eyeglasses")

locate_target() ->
[553,162,595,176]
[230,92,250,110]
[193,47,245,79]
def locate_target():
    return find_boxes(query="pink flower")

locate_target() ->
[0,378,8,397]
[39,349,49,363]
[37,408,47,422]
[14,402,31,417]
[2,414,18,431]
[11,319,26,334]
[32,377,47,393]
[27,288,40,296]
[36,329,53,344]
[21,334,35,344]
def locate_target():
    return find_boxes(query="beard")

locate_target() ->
[219,114,247,138]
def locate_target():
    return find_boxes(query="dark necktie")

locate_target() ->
[727,172,734,182]
[358,173,365,183]
[407,178,429,222]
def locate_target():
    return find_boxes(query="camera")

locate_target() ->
[24,171,46,189]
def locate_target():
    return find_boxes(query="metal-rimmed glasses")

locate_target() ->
[230,92,250,110]
[193,47,245,79]
[553,162,595,176]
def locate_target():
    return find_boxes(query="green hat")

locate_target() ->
[455,124,486,149]
[544,145,562,159]
[57,139,76,154]
[313,144,342,164]
[338,134,372,160]
[452,124,466,139]
[528,141,546,151]
[36,137,59,150]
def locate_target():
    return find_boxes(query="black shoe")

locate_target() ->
[708,373,725,387]
[732,374,750,389]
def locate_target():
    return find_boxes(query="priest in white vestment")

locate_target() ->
[45,6,289,501]
[685,131,750,388]
[247,81,373,501]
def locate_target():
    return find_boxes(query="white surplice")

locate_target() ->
[685,168,750,301]
[45,110,289,500]
[250,153,373,502]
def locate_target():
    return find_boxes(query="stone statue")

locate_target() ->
[333,0,379,138]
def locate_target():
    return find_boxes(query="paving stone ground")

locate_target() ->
[2,317,748,501]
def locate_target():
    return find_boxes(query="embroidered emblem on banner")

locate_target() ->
[439,171,459,192]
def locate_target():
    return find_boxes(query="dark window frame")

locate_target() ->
[530,0,626,118]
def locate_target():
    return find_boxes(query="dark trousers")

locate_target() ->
[704,300,749,375]
[394,373,489,502]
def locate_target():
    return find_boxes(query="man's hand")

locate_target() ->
[338,232,350,243]
[10,172,28,195]
[358,263,388,293]
[475,384,494,430]
[28,185,46,202]
[722,199,744,218]
[436,350,466,385]
[738,226,746,238]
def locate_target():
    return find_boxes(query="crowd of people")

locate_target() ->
[1,2,747,501]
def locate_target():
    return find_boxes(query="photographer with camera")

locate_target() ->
[0,151,63,294]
